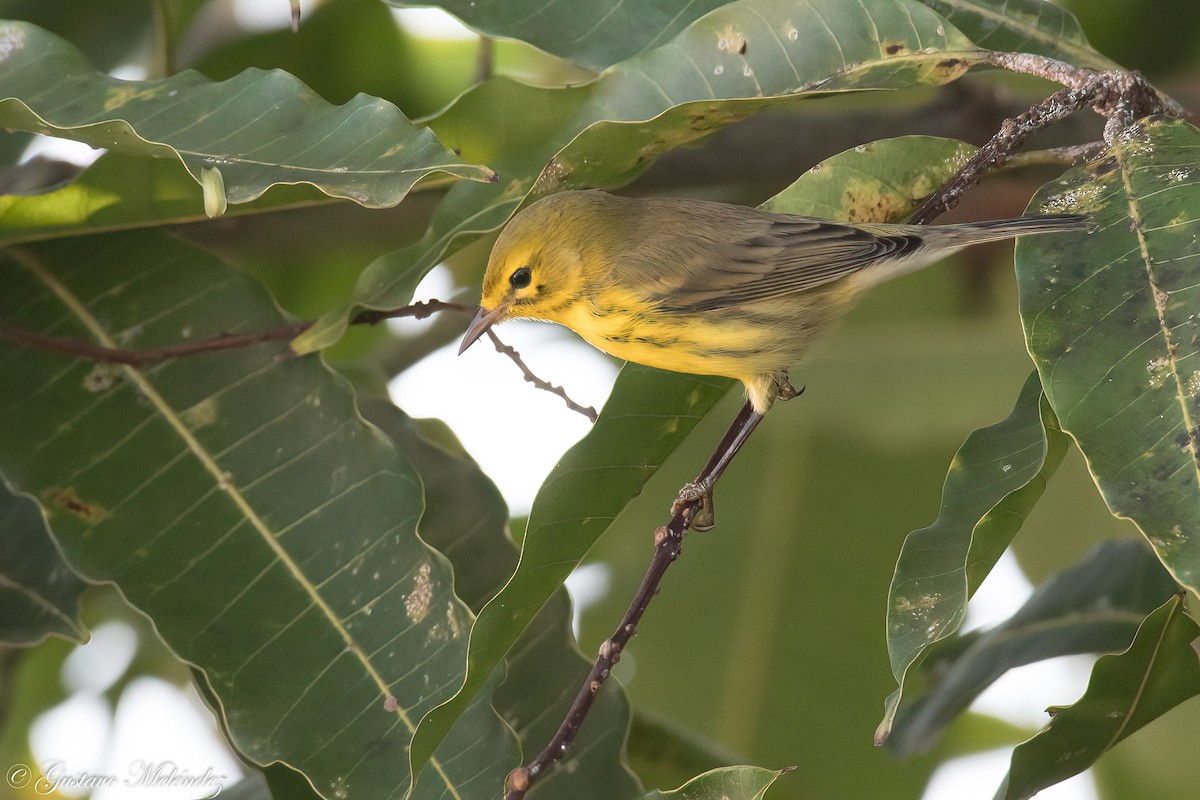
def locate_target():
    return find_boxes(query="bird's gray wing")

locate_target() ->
[653,219,921,312]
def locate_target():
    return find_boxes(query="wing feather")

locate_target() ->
[654,219,919,312]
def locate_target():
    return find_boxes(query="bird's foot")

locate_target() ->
[671,481,715,532]
[775,373,804,402]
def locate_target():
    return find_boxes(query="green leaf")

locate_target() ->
[639,765,793,800]
[760,135,977,220]
[0,21,494,208]
[886,539,1180,756]
[407,133,989,780]
[359,402,516,612]
[1017,116,1200,596]
[295,0,979,351]
[388,0,730,72]
[915,0,1118,69]
[878,372,1070,744]
[0,231,516,799]
[1000,593,1200,800]
[0,152,338,245]
[0,481,87,645]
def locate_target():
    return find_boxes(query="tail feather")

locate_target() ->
[930,213,1092,243]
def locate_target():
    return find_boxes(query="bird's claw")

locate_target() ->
[671,482,715,532]
[775,373,804,402]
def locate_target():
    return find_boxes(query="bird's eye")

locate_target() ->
[510,266,532,289]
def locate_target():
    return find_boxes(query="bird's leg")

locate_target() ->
[671,400,764,531]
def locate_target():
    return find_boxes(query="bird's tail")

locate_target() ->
[922,213,1093,244]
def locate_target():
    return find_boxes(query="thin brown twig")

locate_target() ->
[0,299,598,421]
[484,330,599,422]
[0,318,312,367]
[505,504,698,799]
[910,56,1178,225]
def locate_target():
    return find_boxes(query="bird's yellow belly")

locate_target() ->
[556,302,786,384]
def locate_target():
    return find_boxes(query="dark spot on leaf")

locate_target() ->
[738,40,747,55]
[43,486,110,523]
[1151,461,1176,482]
[1093,157,1118,175]
[937,59,962,70]
[1176,426,1200,450]
[885,42,906,55]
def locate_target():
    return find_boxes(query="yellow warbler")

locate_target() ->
[459,190,1087,414]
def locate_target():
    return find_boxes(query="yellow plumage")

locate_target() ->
[460,190,1088,414]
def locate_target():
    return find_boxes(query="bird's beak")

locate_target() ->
[458,304,508,355]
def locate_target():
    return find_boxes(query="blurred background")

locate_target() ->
[2,1,1199,798]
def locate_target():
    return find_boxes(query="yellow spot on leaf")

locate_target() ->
[43,486,111,523]
[180,397,218,430]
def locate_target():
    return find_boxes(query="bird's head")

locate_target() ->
[459,192,605,354]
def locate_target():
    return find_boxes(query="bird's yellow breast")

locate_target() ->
[550,287,819,386]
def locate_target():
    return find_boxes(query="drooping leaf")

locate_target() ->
[915,0,1118,69]
[886,539,1179,755]
[999,593,1200,800]
[0,21,494,209]
[407,134,990,779]
[0,481,87,645]
[295,0,980,351]
[1017,116,1200,596]
[0,231,516,799]
[877,370,1070,742]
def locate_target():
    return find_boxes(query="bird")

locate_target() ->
[459,189,1088,528]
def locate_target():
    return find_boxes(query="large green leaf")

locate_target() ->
[295,0,979,351]
[916,0,1118,69]
[406,134,988,781]
[389,0,732,72]
[0,481,87,645]
[885,539,1179,756]
[1017,116,1200,596]
[999,593,1200,800]
[0,231,516,799]
[877,372,1070,743]
[0,21,494,208]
